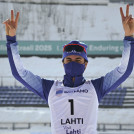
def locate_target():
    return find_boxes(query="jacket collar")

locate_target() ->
[63,74,85,87]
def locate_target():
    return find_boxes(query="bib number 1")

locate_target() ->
[68,99,74,115]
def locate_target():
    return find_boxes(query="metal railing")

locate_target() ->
[0,122,134,132]
[97,123,134,131]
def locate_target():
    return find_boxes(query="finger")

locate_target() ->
[6,23,12,29]
[2,19,10,24]
[7,19,11,26]
[129,17,133,22]
[3,21,7,24]
[120,7,125,21]
[3,21,6,24]
[11,10,14,21]
[126,4,129,17]
[124,15,132,24]
[15,12,19,25]
[3,19,10,25]
[3,21,9,34]
[128,16,133,23]
[3,19,10,35]
[7,20,14,29]
[5,23,9,35]
[124,16,130,24]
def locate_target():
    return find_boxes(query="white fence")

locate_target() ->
[0,108,134,133]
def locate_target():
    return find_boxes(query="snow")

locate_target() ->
[0,56,134,87]
[0,107,133,134]
[0,107,133,124]
[98,108,134,124]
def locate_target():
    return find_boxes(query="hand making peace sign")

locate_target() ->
[3,10,19,37]
[120,4,134,36]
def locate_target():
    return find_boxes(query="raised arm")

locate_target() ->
[91,5,134,102]
[3,10,54,102]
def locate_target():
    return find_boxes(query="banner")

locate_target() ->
[0,40,123,56]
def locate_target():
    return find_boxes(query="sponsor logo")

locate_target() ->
[62,125,82,134]
[64,89,88,94]
[61,118,83,125]
[66,129,81,134]
[56,88,63,97]
[67,50,81,54]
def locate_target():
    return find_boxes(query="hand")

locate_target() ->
[120,4,134,36]
[3,10,19,37]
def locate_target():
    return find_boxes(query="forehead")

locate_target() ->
[65,55,84,59]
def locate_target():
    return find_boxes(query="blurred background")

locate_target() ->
[0,0,134,134]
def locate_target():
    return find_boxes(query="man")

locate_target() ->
[3,4,134,134]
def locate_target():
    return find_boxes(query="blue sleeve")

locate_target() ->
[42,79,54,102]
[91,36,134,102]
[6,35,54,103]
